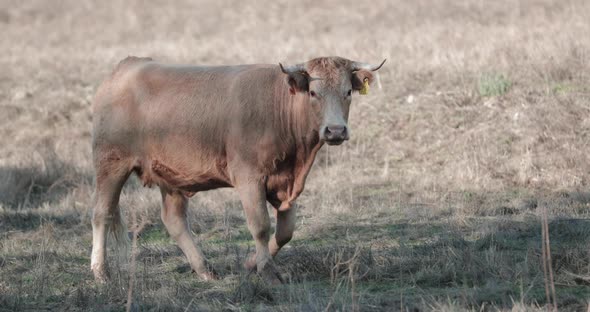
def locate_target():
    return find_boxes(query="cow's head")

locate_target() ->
[280,57,386,145]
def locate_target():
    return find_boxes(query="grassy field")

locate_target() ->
[2,0,590,310]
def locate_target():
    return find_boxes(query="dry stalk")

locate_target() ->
[324,246,363,312]
[541,206,557,312]
[126,208,148,312]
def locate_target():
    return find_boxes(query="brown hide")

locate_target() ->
[92,56,326,210]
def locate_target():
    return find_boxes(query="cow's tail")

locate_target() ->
[109,208,131,265]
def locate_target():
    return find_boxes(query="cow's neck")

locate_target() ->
[273,80,322,158]
[273,82,324,210]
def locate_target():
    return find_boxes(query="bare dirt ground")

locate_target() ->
[1,0,590,311]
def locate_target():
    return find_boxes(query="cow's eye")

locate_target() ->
[309,90,317,97]
[347,89,352,96]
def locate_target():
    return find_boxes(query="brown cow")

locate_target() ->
[90,56,385,282]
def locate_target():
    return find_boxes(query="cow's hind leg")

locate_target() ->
[91,158,131,282]
[160,188,217,281]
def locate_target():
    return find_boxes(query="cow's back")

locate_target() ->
[92,57,284,191]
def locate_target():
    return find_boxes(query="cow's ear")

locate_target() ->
[279,63,310,95]
[285,72,309,94]
[351,70,374,91]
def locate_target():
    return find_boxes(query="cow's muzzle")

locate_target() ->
[322,125,349,145]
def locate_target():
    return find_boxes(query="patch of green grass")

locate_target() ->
[56,271,86,286]
[21,273,35,284]
[207,226,253,246]
[140,226,170,243]
[552,82,574,94]
[478,73,511,97]
[60,254,89,265]
[292,236,328,246]
[356,280,397,293]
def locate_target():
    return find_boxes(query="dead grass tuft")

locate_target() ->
[0,146,89,209]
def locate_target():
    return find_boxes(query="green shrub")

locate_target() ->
[478,73,511,97]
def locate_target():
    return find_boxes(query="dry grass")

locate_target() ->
[2,0,590,310]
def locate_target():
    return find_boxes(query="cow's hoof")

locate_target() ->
[243,253,257,271]
[195,262,219,281]
[92,265,110,283]
[258,262,284,285]
[197,271,219,281]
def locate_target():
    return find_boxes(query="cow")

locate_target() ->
[90,56,385,283]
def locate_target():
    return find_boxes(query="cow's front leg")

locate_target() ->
[244,201,297,271]
[236,178,282,283]
[269,204,296,257]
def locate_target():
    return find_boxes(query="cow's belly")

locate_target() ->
[136,159,232,196]
[134,147,232,196]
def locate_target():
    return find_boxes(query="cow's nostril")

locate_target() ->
[327,126,344,134]
[324,125,347,141]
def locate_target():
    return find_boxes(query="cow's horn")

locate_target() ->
[279,63,306,75]
[351,59,386,72]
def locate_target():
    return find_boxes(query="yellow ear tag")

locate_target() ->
[360,78,369,95]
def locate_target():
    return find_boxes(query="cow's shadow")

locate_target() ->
[273,212,590,309]
[0,159,92,232]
